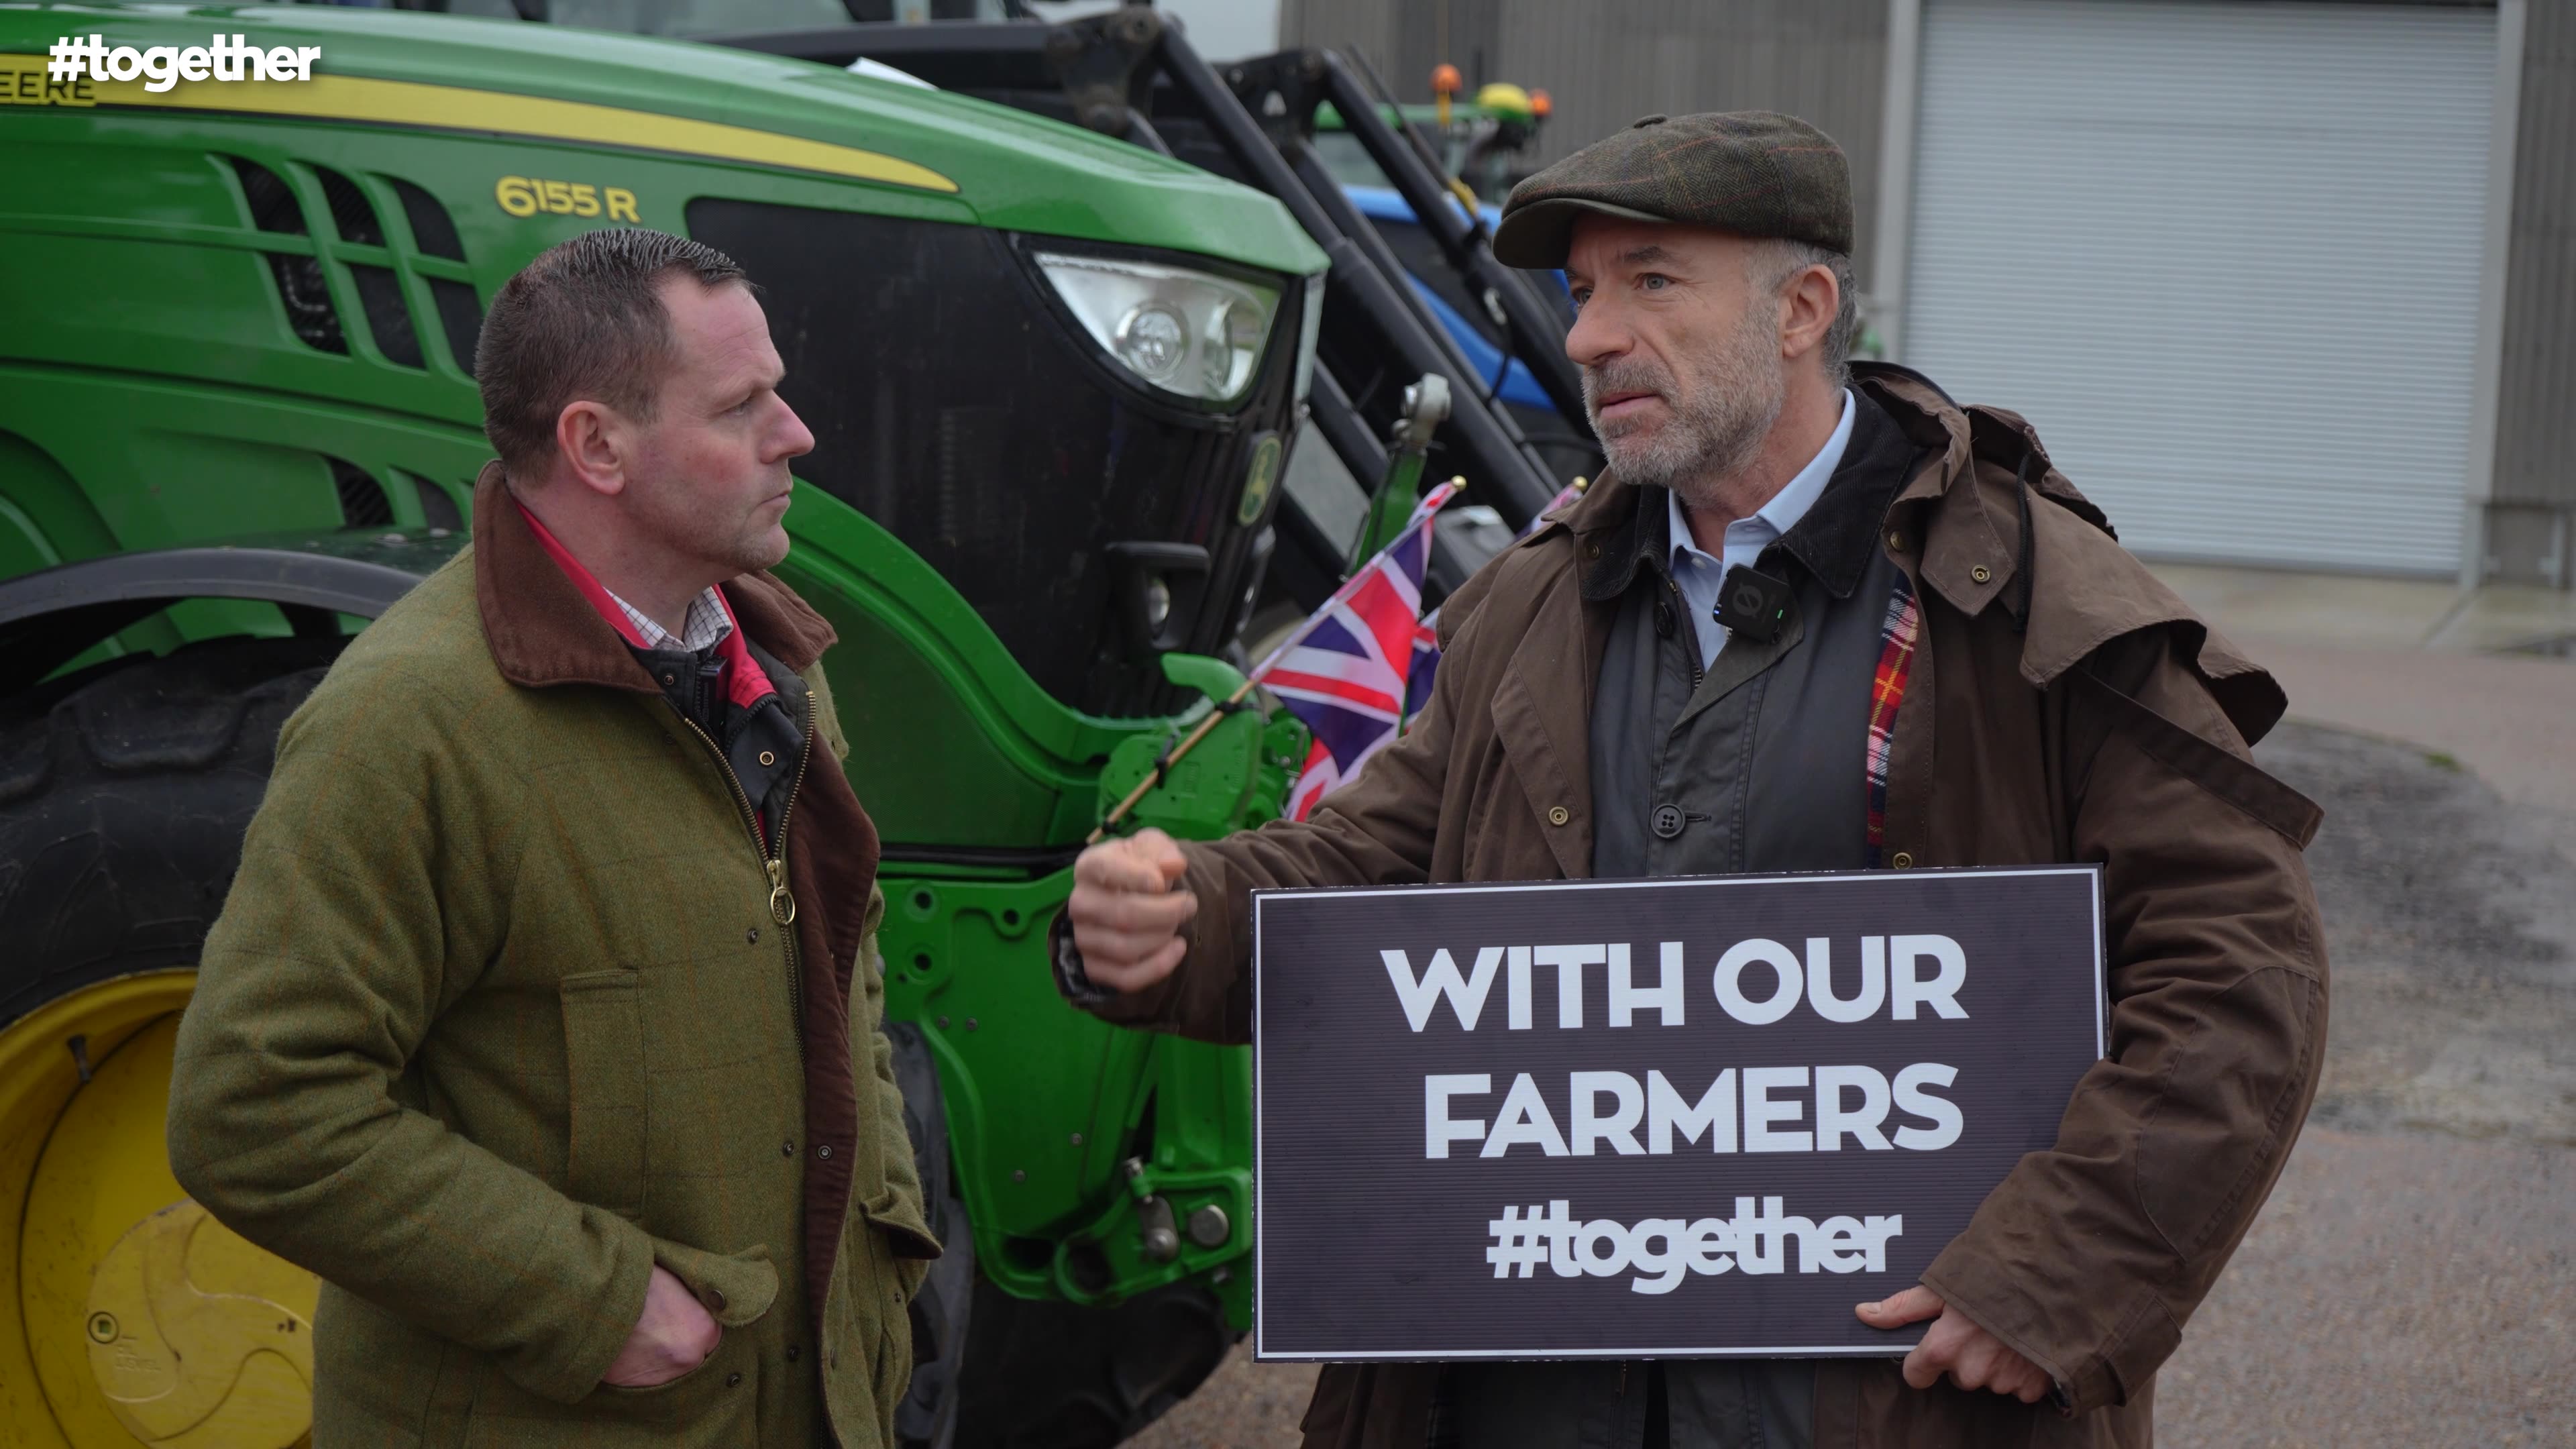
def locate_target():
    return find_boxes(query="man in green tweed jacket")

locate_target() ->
[168,228,936,1446]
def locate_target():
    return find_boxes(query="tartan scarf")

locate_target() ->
[1865,571,1921,867]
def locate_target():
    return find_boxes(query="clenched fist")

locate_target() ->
[1067,828,1199,992]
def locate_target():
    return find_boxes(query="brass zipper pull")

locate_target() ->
[767,857,796,925]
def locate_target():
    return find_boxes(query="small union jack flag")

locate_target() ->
[1252,483,1459,821]
[1399,477,1586,730]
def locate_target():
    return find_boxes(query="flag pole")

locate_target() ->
[1085,476,1465,846]
[1085,676,1261,845]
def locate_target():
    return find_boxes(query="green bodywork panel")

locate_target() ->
[0,0,1332,1324]
[5,3,1324,274]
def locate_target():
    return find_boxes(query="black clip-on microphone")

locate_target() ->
[1712,565,1794,644]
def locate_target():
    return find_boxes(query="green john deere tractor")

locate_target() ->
[0,1,1598,1443]
[0,4,1345,1445]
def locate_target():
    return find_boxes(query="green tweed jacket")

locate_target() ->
[168,472,937,1448]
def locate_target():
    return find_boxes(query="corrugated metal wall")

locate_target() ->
[2493,0,2575,511]
[1281,0,1892,280]
[1905,0,2493,576]
[1277,0,1399,80]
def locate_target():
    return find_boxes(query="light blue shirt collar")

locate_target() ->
[1665,388,1858,667]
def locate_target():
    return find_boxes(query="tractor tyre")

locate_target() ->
[0,635,347,1030]
[0,635,345,1448]
[951,1273,1237,1449]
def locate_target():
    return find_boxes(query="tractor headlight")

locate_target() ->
[1142,574,1174,635]
[1033,252,1281,405]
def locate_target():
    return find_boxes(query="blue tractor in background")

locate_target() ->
[1342,184,1581,453]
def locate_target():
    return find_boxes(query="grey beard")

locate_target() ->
[1582,307,1786,506]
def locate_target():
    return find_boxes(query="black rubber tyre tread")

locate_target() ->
[952,1273,1237,1449]
[0,635,345,1029]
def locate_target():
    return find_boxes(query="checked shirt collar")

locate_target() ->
[608,586,733,653]
[510,499,776,714]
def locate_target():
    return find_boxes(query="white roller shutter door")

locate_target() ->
[1903,0,2496,575]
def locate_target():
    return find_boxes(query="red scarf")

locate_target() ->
[513,500,775,711]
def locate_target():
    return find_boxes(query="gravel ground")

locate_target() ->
[2259,724,2576,1148]
[1127,1343,1316,1449]
[1131,720,2576,1448]
[2156,722,2576,1446]
[2155,1127,2573,1447]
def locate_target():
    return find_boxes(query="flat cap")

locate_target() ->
[1493,110,1852,268]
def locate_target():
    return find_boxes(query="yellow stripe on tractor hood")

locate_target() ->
[1,55,958,193]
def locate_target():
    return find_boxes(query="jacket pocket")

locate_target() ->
[854,1196,935,1346]
[651,1238,780,1329]
[843,1214,916,1421]
[862,1187,943,1266]
[464,1339,751,1448]
[559,971,647,1222]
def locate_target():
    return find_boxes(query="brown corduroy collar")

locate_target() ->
[468,461,837,692]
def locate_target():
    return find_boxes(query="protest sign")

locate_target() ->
[1252,867,2103,1360]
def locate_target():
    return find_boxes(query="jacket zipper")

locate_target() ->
[680,690,820,1062]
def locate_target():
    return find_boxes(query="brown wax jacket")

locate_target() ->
[1087,366,2326,1448]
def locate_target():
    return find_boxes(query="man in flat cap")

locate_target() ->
[1059,111,2324,1448]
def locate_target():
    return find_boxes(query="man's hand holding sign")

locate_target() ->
[1061,108,2324,1449]
[1862,1287,2055,1405]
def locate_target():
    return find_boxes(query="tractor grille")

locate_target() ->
[219,156,480,373]
[429,279,483,376]
[229,158,303,235]
[315,166,385,246]
[265,254,347,355]
[390,179,466,261]
[687,197,1302,718]
[401,472,466,531]
[328,458,395,529]
[352,266,424,368]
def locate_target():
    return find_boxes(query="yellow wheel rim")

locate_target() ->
[1,971,318,1448]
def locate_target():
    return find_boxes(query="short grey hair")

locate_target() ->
[1757,238,1859,388]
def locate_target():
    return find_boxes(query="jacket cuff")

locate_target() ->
[1049,908,1115,1008]
[1051,850,1235,1037]
[1050,898,1201,1031]
[1919,1254,2175,1418]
